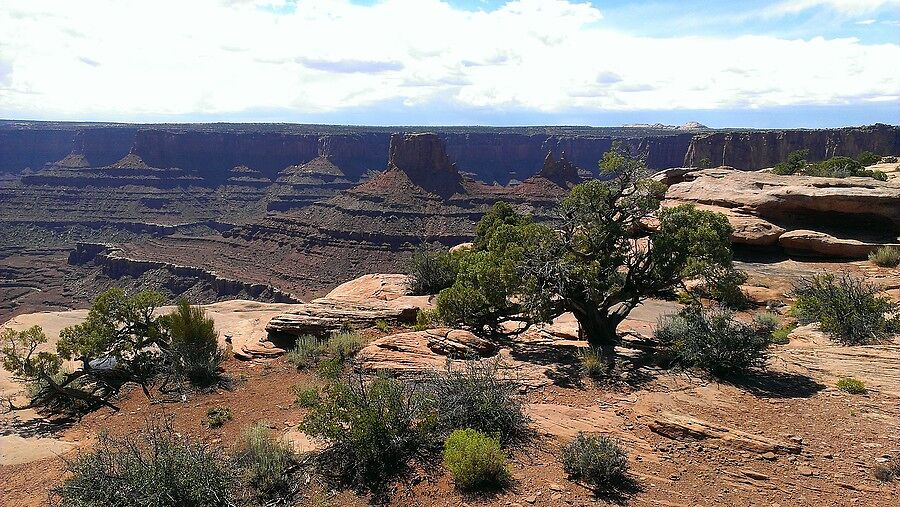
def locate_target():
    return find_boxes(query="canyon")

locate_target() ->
[1,121,899,322]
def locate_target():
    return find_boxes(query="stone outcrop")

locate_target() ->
[264,274,428,343]
[354,328,497,372]
[647,412,802,454]
[664,167,900,258]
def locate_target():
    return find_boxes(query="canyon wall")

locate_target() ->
[684,124,900,169]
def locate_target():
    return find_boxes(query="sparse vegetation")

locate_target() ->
[697,157,713,169]
[53,418,234,507]
[233,422,297,502]
[286,331,366,371]
[770,323,797,345]
[0,290,228,415]
[294,382,321,408]
[443,429,510,491]
[375,319,390,332]
[302,374,435,491]
[425,360,529,446]
[164,300,226,388]
[771,149,887,180]
[869,246,900,268]
[580,347,606,379]
[836,377,867,395]
[407,243,461,295]
[655,305,771,376]
[205,406,232,429]
[561,433,630,492]
[792,272,899,345]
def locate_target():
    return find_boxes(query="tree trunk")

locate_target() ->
[574,308,620,370]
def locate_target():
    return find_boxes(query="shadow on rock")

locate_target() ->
[727,370,826,399]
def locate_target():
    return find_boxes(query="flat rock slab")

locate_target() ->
[778,229,899,259]
[646,411,801,454]
[355,328,496,373]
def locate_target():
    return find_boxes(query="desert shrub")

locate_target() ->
[792,272,899,345]
[443,429,509,491]
[53,419,234,507]
[770,323,796,345]
[425,360,529,446]
[233,422,297,502]
[655,305,771,376]
[164,300,226,387]
[294,382,321,408]
[287,331,366,371]
[205,406,232,429]
[561,433,629,492]
[375,319,390,333]
[836,377,867,394]
[302,374,436,490]
[869,246,900,268]
[697,158,713,169]
[857,151,880,166]
[407,244,461,295]
[752,312,781,335]
[772,149,809,175]
[580,347,606,379]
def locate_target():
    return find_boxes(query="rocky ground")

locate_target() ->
[1,262,898,507]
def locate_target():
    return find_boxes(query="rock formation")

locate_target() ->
[664,167,900,258]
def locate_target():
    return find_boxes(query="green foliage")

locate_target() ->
[286,331,366,371]
[374,319,390,333]
[656,305,771,376]
[869,246,900,268]
[697,158,713,169]
[561,433,629,492]
[302,375,436,490]
[205,407,232,429]
[770,323,797,345]
[163,300,225,387]
[53,419,234,507]
[836,377,866,395]
[425,360,529,446]
[443,429,509,491]
[406,244,461,296]
[773,150,886,180]
[857,150,880,166]
[294,382,321,408]
[234,422,297,502]
[412,308,439,331]
[772,149,809,175]
[792,272,899,345]
[473,201,533,251]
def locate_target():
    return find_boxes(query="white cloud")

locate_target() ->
[855,18,877,24]
[768,0,900,16]
[0,0,897,119]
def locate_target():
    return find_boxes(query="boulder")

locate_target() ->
[647,411,801,454]
[355,328,497,373]
[777,230,899,259]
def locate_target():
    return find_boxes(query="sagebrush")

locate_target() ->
[443,429,509,491]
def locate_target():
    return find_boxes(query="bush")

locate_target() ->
[286,331,366,371]
[580,347,606,379]
[205,407,232,429]
[655,305,771,376]
[425,360,529,446]
[869,246,900,268]
[233,422,297,502]
[375,319,390,333]
[407,244,460,295]
[53,419,234,507]
[772,149,809,175]
[443,429,509,491]
[294,383,321,408]
[302,375,435,490]
[164,300,226,387]
[561,433,629,492]
[857,151,880,167]
[792,272,899,345]
[770,323,796,345]
[752,312,781,335]
[836,377,867,394]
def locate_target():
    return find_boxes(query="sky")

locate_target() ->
[0,0,898,128]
